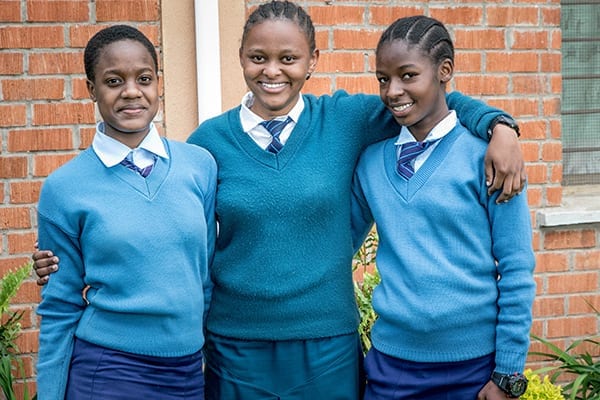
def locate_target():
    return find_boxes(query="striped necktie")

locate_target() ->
[260,116,292,154]
[120,152,154,178]
[396,140,436,180]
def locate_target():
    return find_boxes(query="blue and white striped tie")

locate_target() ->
[260,116,292,154]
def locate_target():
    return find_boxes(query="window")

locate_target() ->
[561,1,600,185]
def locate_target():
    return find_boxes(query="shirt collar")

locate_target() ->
[394,110,457,146]
[239,91,304,133]
[92,122,169,167]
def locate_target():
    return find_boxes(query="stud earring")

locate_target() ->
[305,73,311,80]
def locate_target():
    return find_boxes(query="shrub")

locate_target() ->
[521,369,564,400]
[353,229,379,353]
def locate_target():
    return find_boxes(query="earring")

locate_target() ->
[305,73,311,80]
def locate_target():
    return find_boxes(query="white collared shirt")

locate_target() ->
[395,110,457,173]
[92,122,169,168]
[239,92,304,150]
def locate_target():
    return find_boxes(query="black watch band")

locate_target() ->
[491,371,528,398]
[487,115,520,139]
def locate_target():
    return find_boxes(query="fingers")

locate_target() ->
[32,250,53,262]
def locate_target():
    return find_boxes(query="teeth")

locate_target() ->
[393,103,413,112]
[262,82,286,89]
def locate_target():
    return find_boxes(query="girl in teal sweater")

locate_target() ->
[34,2,525,399]
[351,16,535,400]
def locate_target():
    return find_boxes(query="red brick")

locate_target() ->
[0,0,21,22]
[549,164,562,183]
[521,141,540,162]
[79,127,96,149]
[26,0,89,22]
[454,29,505,49]
[486,52,539,73]
[9,181,43,204]
[487,98,538,117]
[487,6,539,26]
[0,207,31,229]
[8,128,74,152]
[574,250,600,271]
[513,75,549,95]
[0,53,24,74]
[520,120,548,140]
[0,258,32,276]
[454,52,482,73]
[542,7,561,26]
[69,25,106,48]
[32,103,95,126]
[336,76,378,95]
[454,75,509,96]
[308,5,365,26]
[13,280,41,304]
[540,53,561,73]
[526,163,546,184]
[549,29,561,50]
[303,76,332,97]
[0,104,27,127]
[549,119,561,139]
[7,232,36,254]
[72,77,91,100]
[545,185,562,206]
[543,97,561,116]
[0,157,28,178]
[369,6,424,25]
[547,316,597,338]
[535,252,568,272]
[333,29,381,50]
[544,230,596,250]
[96,0,160,22]
[2,78,65,101]
[318,52,366,74]
[541,142,562,162]
[568,294,600,315]
[430,7,483,25]
[14,330,38,353]
[527,187,542,207]
[0,26,64,49]
[315,30,328,51]
[28,52,83,75]
[512,30,549,49]
[532,296,565,317]
[33,153,78,177]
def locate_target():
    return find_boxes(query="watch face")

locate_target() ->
[509,377,528,396]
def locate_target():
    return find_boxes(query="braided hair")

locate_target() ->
[377,15,454,65]
[84,25,158,82]
[241,1,316,53]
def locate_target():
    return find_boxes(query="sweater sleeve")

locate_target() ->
[486,187,536,373]
[202,154,218,326]
[350,158,375,253]
[446,91,513,141]
[36,199,87,400]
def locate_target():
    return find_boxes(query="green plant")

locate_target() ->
[521,369,564,400]
[530,335,600,400]
[0,262,35,400]
[353,229,380,353]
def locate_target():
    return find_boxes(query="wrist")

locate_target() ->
[488,115,520,140]
[491,371,528,398]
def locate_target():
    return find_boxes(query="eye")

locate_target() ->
[138,75,154,84]
[401,72,417,80]
[250,55,265,63]
[105,77,122,86]
[376,75,389,85]
[282,55,296,63]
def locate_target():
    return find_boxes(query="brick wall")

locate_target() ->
[0,0,597,395]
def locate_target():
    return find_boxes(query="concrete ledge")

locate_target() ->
[537,185,600,227]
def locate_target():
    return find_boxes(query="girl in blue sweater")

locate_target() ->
[36,25,216,399]
[351,16,535,400]
[34,2,525,399]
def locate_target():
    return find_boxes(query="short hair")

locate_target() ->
[376,15,454,65]
[241,1,316,53]
[84,25,158,82]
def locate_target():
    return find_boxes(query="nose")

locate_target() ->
[262,61,281,78]
[386,77,405,99]
[122,80,142,98]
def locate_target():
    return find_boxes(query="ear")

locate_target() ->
[307,48,320,76]
[438,58,454,83]
[86,79,97,102]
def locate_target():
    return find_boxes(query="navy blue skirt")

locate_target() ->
[363,348,494,400]
[65,337,205,400]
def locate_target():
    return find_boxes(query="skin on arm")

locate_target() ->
[486,124,526,202]
[478,380,512,399]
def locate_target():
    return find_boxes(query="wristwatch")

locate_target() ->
[491,371,528,398]
[487,115,520,139]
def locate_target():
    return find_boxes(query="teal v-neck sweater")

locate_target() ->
[351,123,535,373]
[36,139,217,400]
[187,90,508,341]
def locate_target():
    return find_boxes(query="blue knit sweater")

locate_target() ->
[351,122,535,374]
[187,90,509,341]
[36,139,217,400]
